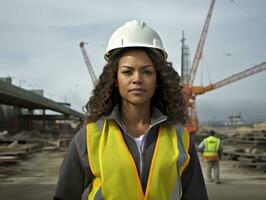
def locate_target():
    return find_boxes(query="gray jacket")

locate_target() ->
[53,106,208,200]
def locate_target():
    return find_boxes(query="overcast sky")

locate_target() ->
[1,0,266,122]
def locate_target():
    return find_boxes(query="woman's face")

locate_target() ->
[117,49,157,106]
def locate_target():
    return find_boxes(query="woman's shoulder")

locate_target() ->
[70,119,104,152]
[163,120,185,132]
[84,118,106,134]
[162,121,190,141]
[72,126,87,144]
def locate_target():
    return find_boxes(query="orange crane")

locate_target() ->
[185,62,266,133]
[181,0,266,133]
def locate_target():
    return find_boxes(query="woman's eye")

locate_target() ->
[143,70,153,75]
[122,70,132,75]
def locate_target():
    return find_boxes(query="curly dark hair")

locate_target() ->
[84,47,186,124]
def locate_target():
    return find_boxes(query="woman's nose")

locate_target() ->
[132,72,142,84]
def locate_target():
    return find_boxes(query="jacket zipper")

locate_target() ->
[115,118,167,183]
[138,118,167,183]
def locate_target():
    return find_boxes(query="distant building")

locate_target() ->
[224,113,244,127]
[254,121,266,130]
[0,77,12,84]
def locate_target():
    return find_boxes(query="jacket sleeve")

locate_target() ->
[181,135,209,200]
[53,127,93,200]
[197,139,205,153]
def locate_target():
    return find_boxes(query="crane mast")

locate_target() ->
[187,0,216,86]
[79,42,98,87]
[183,0,216,133]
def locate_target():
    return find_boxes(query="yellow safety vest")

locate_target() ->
[86,119,190,200]
[203,136,220,161]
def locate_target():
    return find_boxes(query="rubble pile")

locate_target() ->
[223,130,266,172]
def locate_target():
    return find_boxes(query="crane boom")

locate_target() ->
[79,42,98,87]
[187,0,216,86]
[213,62,266,89]
[193,62,266,95]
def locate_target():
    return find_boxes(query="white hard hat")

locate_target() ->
[104,20,167,61]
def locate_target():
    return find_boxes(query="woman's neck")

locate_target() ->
[120,102,151,137]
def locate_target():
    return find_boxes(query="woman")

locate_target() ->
[54,20,208,200]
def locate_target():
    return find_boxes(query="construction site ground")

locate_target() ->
[0,148,266,200]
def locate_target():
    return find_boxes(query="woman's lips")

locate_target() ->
[129,88,146,94]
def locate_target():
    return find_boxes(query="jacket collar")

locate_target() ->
[103,104,178,127]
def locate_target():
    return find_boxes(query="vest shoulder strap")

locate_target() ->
[173,124,190,176]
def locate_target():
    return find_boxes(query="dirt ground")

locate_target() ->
[0,150,63,185]
[0,149,63,200]
[199,156,266,185]
[0,149,266,200]
[199,156,266,200]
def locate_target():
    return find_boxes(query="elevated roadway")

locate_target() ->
[0,80,84,119]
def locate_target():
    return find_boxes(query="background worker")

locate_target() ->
[54,20,208,200]
[198,130,223,184]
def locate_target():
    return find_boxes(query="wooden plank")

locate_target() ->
[0,151,27,157]
[0,167,18,174]
[0,156,19,164]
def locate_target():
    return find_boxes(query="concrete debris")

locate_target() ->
[7,141,18,148]
[222,130,266,172]
[0,130,8,140]
[0,130,73,176]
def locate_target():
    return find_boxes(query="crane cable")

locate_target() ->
[207,52,266,59]
[199,52,212,86]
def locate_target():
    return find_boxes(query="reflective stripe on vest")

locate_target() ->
[203,136,220,161]
[86,119,190,200]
